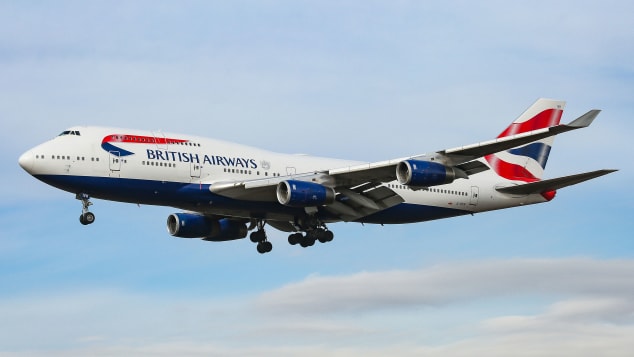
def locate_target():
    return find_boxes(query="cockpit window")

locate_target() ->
[58,130,81,136]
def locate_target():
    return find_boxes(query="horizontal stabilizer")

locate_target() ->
[496,169,617,195]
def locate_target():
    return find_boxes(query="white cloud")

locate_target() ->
[256,258,634,315]
[1,258,633,356]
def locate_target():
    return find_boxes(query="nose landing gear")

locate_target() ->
[76,193,95,225]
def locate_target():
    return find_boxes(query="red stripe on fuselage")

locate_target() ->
[101,134,189,145]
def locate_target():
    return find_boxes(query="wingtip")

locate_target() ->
[589,169,618,179]
[568,109,601,128]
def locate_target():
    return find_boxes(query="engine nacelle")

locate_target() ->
[396,160,466,187]
[166,213,247,241]
[276,180,335,207]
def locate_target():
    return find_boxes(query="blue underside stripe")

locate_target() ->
[34,174,469,224]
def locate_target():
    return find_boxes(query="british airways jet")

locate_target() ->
[18,99,616,254]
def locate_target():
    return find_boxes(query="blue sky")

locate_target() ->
[1,1,633,355]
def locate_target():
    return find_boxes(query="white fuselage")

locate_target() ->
[19,126,548,225]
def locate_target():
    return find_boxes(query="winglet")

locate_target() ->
[567,109,601,128]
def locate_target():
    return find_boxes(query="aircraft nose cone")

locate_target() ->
[18,150,34,172]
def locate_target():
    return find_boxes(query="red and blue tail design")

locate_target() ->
[485,99,565,182]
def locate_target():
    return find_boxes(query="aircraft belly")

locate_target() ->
[356,203,470,224]
[33,174,305,220]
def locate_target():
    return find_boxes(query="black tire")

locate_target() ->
[317,230,328,243]
[324,230,334,242]
[302,234,315,247]
[288,233,300,245]
[80,212,95,225]
[84,212,95,224]
[299,235,309,248]
[250,230,266,243]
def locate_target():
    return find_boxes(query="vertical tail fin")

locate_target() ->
[485,98,565,182]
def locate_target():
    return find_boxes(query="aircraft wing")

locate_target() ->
[326,109,600,186]
[209,110,601,221]
[209,172,404,221]
[438,109,600,166]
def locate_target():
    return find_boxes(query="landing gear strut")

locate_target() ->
[250,220,272,254]
[76,193,95,225]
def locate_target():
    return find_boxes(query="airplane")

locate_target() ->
[18,98,616,254]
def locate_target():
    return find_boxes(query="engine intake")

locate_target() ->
[396,159,467,187]
[276,180,335,207]
[167,213,247,241]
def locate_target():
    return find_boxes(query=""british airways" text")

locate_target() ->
[146,149,257,169]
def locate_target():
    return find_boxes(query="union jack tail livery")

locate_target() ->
[485,99,565,182]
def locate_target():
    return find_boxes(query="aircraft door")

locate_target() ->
[286,167,296,177]
[152,131,168,150]
[190,161,201,178]
[109,151,121,171]
[469,186,479,206]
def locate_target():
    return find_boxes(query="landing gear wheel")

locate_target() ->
[79,212,95,225]
[300,232,316,248]
[257,241,273,254]
[322,230,334,243]
[250,230,266,243]
[288,233,302,245]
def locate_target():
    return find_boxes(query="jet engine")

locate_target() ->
[276,180,335,207]
[396,159,467,187]
[166,213,248,241]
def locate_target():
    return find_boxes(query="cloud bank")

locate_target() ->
[2,258,633,356]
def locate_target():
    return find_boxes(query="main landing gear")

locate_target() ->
[249,217,336,254]
[287,227,334,248]
[250,220,272,254]
[76,193,95,225]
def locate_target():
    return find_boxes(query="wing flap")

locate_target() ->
[325,185,404,221]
